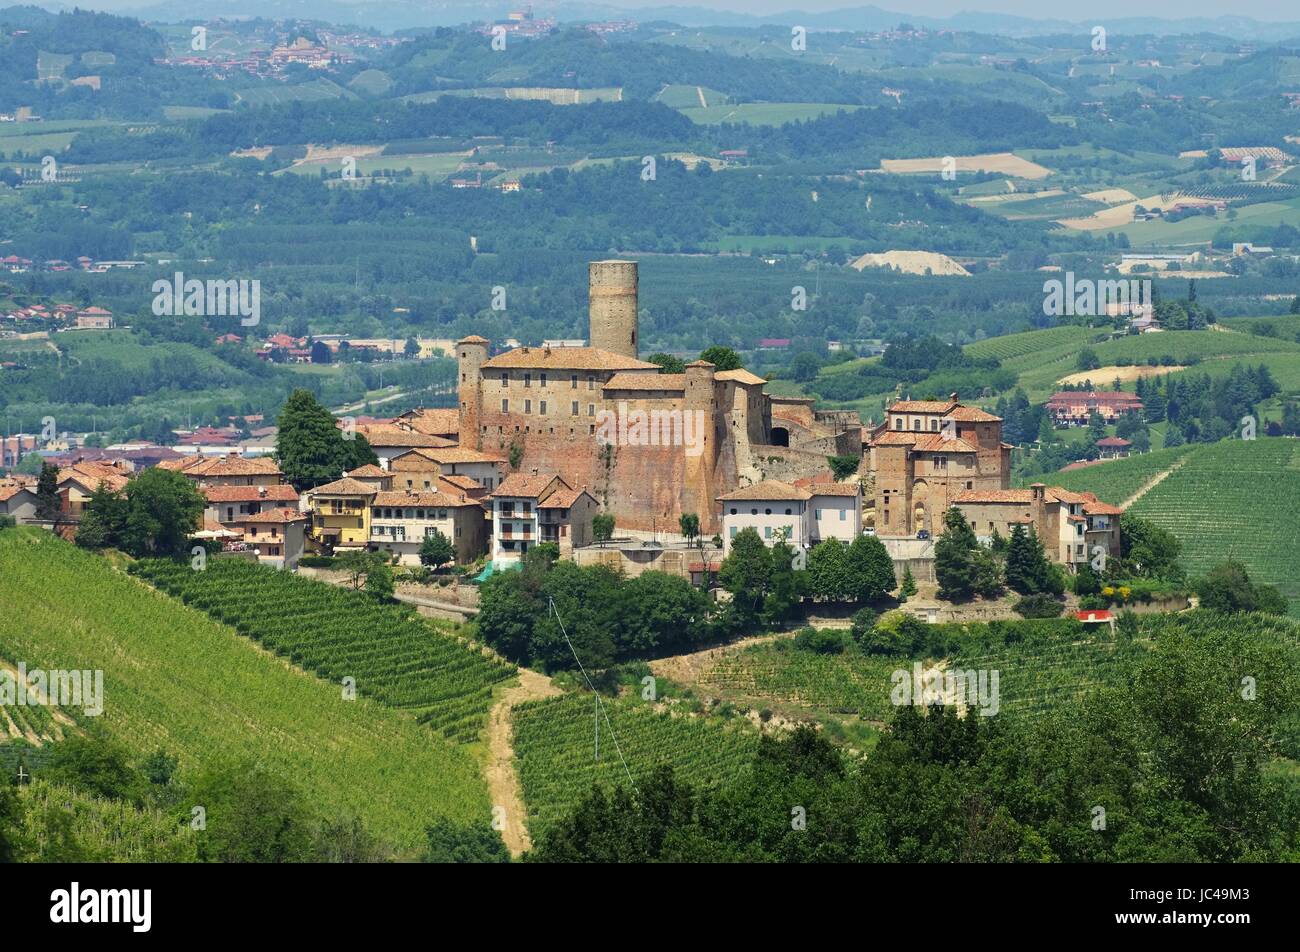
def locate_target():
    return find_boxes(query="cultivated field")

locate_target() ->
[0,530,492,847]
[880,152,1052,179]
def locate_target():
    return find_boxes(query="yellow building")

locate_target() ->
[306,476,375,551]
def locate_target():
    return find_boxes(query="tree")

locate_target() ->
[764,538,806,623]
[336,549,387,590]
[404,337,420,358]
[808,538,852,602]
[899,565,917,600]
[846,534,895,603]
[275,389,378,490]
[592,513,615,546]
[678,513,700,547]
[188,761,315,863]
[419,530,455,571]
[648,353,686,374]
[34,462,59,520]
[1196,560,1285,614]
[75,481,127,550]
[718,528,771,627]
[1076,347,1101,372]
[827,454,860,481]
[1004,524,1055,596]
[116,468,206,558]
[698,346,741,372]
[935,507,1001,601]
[365,561,395,600]
[790,351,821,383]
[423,818,509,863]
[1118,514,1183,580]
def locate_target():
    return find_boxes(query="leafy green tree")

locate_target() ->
[827,454,860,481]
[648,353,686,374]
[764,538,806,623]
[592,513,615,546]
[275,388,378,490]
[423,818,509,863]
[1196,560,1285,614]
[718,528,771,628]
[934,506,1000,601]
[419,530,455,571]
[119,468,206,557]
[622,571,709,655]
[1118,513,1183,580]
[75,481,127,550]
[42,733,145,805]
[476,570,542,663]
[846,533,895,603]
[790,351,821,383]
[698,346,741,371]
[365,561,395,600]
[188,761,315,863]
[678,512,700,547]
[404,337,419,358]
[34,462,60,520]
[1076,347,1101,371]
[808,538,852,602]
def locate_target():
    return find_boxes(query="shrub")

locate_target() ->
[1013,594,1064,618]
[793,626,846,655]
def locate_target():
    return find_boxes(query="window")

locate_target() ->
[587,375,594,390]
[570,374,578,389]
[524,399,532,414]
[571,401,579,416]
[930,419,939,431]
[501,373,508,386]
[540,373,547,387]
[524,373,531,388]
[729,507,737,515]
[895,418,903,429]
[912,419,921,431]
[764,527,772,539]
[501,399,509,413]
[750,508,758,515]
[729,527,737,539]
[764,508,772,515]
[839,509,846,521]
[539,401,547,415]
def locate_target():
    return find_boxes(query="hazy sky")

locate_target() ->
[71,0,1300,21]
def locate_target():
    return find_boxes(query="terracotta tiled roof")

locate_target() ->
[714,368,767,386]
[488,473,563,499]
[1080,492,1124,516]
[1095,436,1132,447]
[457,335,490,345]
[157,456,208,472]
[538,484,592,509]
[947,405,1001,422]
[809,483,861,497]
[353,425,455,448]
[58,461,129,492]
[235,507,308,523]
[344,464,388,479]
[0,484,36,503]
[1046,391,1143,407]
[439,474,482,491]
[717,480,812,502]
[603,372,686,391]
[395,447,506,466]
[373,490,477,508]
[888,400,957,413]
[685,359,715,369]
[398,408,460,436]
[307,477,376,497]
[203,484,300,503]
[481,346,658,372]
[187,455,282,478]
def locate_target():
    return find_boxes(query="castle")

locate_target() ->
[457,260,860,533]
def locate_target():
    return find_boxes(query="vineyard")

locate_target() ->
[1044,444,1195,503]
[1126,438,1300,614]
[132,558,514,742]
[512,693,758,840]
[19,780,199,862]
[0,528,491,848]
[963,325,1098,362]
[698,643,901,722]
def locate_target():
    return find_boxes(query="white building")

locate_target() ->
[484,473,597,566]
[717,479,863,553]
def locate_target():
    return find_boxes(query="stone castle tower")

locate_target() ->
[587,260,638,357]
[456,335,489,451]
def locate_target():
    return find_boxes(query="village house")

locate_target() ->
[716,479,863,553]
[1095,436,1132,460]
[343,423,456,468]
[235,508,309,568]
[867,396,1011,538]
[388,446,506,491]
[306,477,375,552]
[484,473,596,565]
[161,452,284,487]
[56,460,131,518]
[74,306,113,329]
[952,484,1122,570]
[0,480,39,522]
[1045,391,1144,426]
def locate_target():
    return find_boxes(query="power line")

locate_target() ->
[547,596,637,793]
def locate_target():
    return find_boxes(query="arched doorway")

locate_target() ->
[770,426,790,447]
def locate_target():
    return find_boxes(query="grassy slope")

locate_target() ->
[0,529,490,849]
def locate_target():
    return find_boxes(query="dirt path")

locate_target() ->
[486,668,561,857]
[1121,455,1190,509]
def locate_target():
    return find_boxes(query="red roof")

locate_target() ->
[1075,610,1114,622]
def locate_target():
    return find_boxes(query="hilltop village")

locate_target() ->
[0,259,1126,594]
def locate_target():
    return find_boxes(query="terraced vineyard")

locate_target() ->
[132,558,514,742]
[964,324,1099,363]
[1041,444,1195,503]
[1126,439,1300,613]
[0,529,491,847]
[698,643,901,721]
[513,693,758,840]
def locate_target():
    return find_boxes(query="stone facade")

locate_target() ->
[457,260,859,533]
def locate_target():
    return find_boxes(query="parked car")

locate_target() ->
[917,529,931,541]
